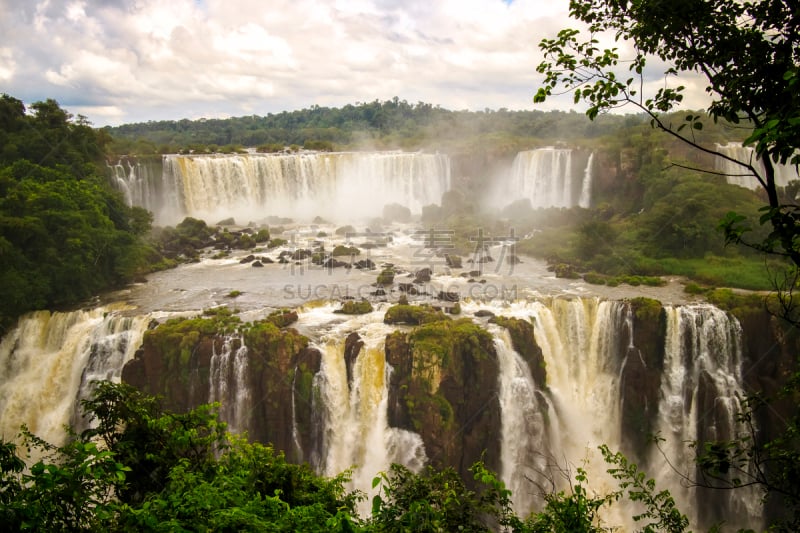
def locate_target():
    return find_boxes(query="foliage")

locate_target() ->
[0,96,153,332]
[104,99,632,155]
[0,382,362,532]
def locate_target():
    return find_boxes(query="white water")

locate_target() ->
[115,152,451,225]
[651,305,761,528]
[715,142,799,190]
[0,306,150,446]
[492,326,554,514]
[209,335,251,434]
[499,148,594,209]
[108,158,162,214]
[305,307,426,514]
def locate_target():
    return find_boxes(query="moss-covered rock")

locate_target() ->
[376,268,395,286]
[266,309,299,328]
[122,309,317,463]
[335,300,374,315]
[491,316,547,390]
[383,304,450,325]
[383,318,501,481]
[331,245,360,257]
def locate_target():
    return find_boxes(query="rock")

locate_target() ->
[334,300,374,315]
[354,259,376,269]
[383,304,449,325]
[414,267,432,283]
[437,290,460,302]
[251,260,263,267]
[240,254,256,264]
[215,217,236,226]
[469,270,481,277]
[291,249,312,260]
[398,283,419,295]
[474,310,495,318]
[445,254,463,268]
[343,332,363,389]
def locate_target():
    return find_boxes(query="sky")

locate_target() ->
[0,0,711,127]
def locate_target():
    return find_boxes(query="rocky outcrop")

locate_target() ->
[384,317,501,481]
[490,316,546,390]
[121,309,320,463]
[619,297,666,459]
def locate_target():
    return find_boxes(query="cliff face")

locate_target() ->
[384,317,502,480]
[620,298,667,459]
[122,310,320,463]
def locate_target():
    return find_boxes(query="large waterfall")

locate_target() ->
[0,306,150,447]
[499,148,594,209]
[112,152,451,225]
[715,142,799,190]
[0,296,762,528]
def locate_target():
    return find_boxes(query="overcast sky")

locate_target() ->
[0,0,710,127]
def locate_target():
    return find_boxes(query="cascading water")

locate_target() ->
[0,306,150,446]
[501,148,594,209]
[651,304,762,529]
[491,325,555,514]
[0,289,765,527]
[107,157,163,213]
[578,152,594,208]
[306,307,426,514]
[116,152,451,225]
[209,335,251,434]
[715,142,799,190]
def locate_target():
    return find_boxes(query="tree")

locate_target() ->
[534,0,800,266]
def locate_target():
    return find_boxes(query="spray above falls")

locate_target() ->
[112,152,451,225]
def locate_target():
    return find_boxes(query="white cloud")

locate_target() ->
[0,0,712,126]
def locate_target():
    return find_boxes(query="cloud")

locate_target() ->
[0,0,711,126]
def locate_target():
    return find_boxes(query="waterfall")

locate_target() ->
[121,152,450,225]
[107,157,163,213]
[312,320,426,515]
[578,152,594,208]
[208,335,251,434]
[715,142,799,190]
[0,295,764,526]
[651,305,762,529]
[504,148,593,209]
[0,306,150,446]
[492,326,555,514]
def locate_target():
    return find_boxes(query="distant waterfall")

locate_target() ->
[578,152,594,208]
[107,157,163,213]
[503,148,594,209]
[209,335,251,434]
[0,307,150,446]
[715,143,799,190]
[114,152,451,225]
